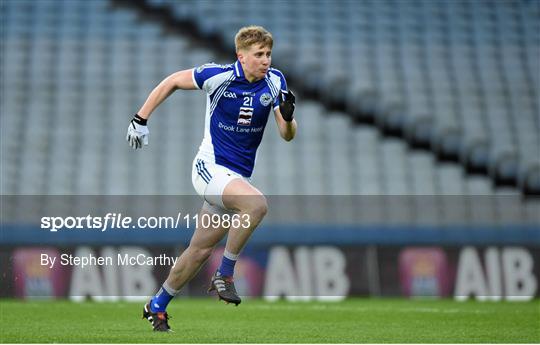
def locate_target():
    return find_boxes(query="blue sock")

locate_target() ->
[150,283,177,312]
[217,250,239,277]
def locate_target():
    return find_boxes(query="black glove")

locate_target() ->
[278,89,296,122]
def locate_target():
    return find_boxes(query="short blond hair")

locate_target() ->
[234,26,273,52]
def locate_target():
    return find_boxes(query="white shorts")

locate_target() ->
[191,156,246,212]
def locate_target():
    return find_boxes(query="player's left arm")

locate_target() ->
[274,90,297,142]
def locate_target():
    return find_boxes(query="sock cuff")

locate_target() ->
[162,281,179,296]
[223,249,240,261]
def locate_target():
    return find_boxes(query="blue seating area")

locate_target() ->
[147,0,539,193]
[1,0,539,226]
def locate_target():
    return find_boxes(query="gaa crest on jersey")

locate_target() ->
[237,107,253,126]
[259,92,272,107]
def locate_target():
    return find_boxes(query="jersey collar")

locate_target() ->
[234,60,269,83]
[234,60,245,79]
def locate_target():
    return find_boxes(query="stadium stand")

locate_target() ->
[1,0,538,209]
[140,0,540,195]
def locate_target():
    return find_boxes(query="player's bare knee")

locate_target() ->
[246,195,268,222]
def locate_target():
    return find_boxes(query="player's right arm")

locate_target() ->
[137,69,197,119]
[127,64,228,149]
[127,69,196,149]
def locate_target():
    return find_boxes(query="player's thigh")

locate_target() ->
[222,178,267,214]
[188,202,229,249]
[192,158,242,209]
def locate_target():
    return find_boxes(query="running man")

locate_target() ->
[126,26,296,332]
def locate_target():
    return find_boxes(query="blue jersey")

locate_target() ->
[192,60,288,177]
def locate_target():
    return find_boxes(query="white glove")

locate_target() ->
[126,114,149,149]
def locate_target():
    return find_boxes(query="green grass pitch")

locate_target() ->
[1,298,538,343]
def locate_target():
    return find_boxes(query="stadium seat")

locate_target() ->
[1,0,538,223]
